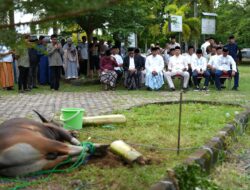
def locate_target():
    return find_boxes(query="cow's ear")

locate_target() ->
[33,110,49,123]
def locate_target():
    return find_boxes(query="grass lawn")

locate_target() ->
[210,127,250,190]
[0,65,249,189]
[1,103,244,190]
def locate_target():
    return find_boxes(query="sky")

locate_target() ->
[14,11,53,35]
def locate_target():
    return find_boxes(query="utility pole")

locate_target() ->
[194,0,198,49]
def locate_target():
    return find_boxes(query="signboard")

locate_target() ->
[128,33,137,47]
[170,15,182,32]
[201,18,216,34]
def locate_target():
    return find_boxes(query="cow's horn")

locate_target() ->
[33,110,48,123]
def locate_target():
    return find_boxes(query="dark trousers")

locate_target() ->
[233,66,239,88]
[192,70,210,87]
[188,67,193,86]
[115,70,123,82]
[215,69,239,90]
[79,59,88,76]
[18,66,29,90]
[50,66,61,90]
[28,63,38,88]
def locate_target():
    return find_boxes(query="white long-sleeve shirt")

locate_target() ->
[192,56,207,72]
[168,55,187,72]
[183,53,197,66]
[217,55,237,72]
[112,54,123,71]
[145,54,164,73]
[201,41,210,58]
[208,55,220,69]
[0,45,13,62]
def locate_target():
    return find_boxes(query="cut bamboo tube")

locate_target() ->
[83,114,126,125]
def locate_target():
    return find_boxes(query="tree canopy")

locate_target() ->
[0,0,249,49]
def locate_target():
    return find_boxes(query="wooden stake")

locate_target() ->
[177,91,183,155]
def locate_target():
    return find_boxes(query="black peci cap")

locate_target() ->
[196,49,203,54]
[128,47,134,52]
[223,47,229,52]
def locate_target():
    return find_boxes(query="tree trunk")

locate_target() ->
[52,21,58,34]
[86,29,94,77]
[8,0,15,31]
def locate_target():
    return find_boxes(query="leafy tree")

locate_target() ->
[162,3,200,42]
[215,0,250,47]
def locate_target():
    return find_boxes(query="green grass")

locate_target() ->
[210,127,250,190]
[3,103,243,190]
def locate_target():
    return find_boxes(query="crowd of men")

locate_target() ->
[0,34,240,92]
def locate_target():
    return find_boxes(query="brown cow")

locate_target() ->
[0,111,88,177]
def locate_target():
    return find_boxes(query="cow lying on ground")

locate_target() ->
[0,111,89,177]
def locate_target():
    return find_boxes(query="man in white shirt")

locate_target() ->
[208,46,223,84]
[183,45,197,87]
[168,36,180,49]
[164,46,189,91]
[123,47,143,89]
[215,47,237,90]
[192,49,210,91]
[77,36,88,77]
[111,46,123,81]
[145,47,164,90]
[201,37,214,60]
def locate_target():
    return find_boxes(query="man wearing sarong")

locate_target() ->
[145,47,164,90]
[0,45,14,90]
[123,47,143,90]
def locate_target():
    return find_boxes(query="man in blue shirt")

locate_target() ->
[224,35,239,90]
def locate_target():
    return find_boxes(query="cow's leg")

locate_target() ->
[42,154,83,170]
[0,159,50,177]
[38,139,84,156]
[0,155,81,177]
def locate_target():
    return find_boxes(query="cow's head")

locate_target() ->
[33,110,80,145]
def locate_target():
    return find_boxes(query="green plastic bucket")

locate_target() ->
[60,108,84,130]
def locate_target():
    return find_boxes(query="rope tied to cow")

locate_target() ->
[0,141,95,190]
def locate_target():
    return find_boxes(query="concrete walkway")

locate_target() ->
[0,91,179,121]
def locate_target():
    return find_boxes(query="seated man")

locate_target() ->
[111,46,123,81]
[214,47,237,91]
[192,49,210,91]
[123,47,143,90]
[134,48,146,85]
[164,46,189,91]
[207,46,223,85]
[145,47,164,90]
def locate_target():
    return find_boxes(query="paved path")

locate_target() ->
[0,91,179,121]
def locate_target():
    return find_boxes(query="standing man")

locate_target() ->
[0,44,14,90]
[89,37,100,79]
[28,39,39,89]
[47,34,63,91]
[168,36,180,49]
[201,37,214,60]
[224,35,239,90]
[214,47,237,91]
[77,36,88,77]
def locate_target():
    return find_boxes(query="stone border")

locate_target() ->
[149,102,250,190]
